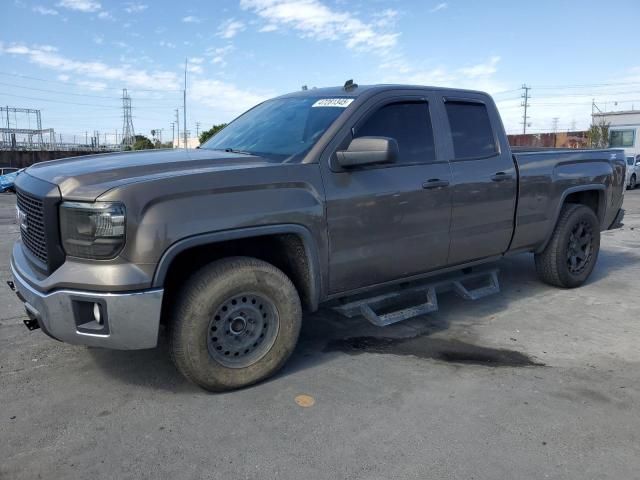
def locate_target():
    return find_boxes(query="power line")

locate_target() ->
[0,92,122,109]
[0,81,184,104]
[0,71,182,92]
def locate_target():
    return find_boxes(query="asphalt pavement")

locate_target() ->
[1,190,639,479]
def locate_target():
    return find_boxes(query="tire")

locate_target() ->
[169,257,302,391]
[630,174,637,190]
[534,204,600,288]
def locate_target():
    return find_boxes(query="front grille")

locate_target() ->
[17,190,48,264]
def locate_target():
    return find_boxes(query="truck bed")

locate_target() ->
[508,148,626,254]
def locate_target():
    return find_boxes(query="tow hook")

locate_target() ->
[23,304,41,331]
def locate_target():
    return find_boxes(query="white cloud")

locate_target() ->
[159,40,176,49]
[190,79,271,114]
[124,2,147,13]
[97,10,113,19]
[57,0,101,12]
[93,34,104,44]
[57,74,70,81]
[241,0,398,52]
[77,80,107,91]
[186,64,203,74]
[190,57,204,64]
[217,18,245,39]
[459,56,501,78]
[182,15,202,23]
[259,24,278,32]
[430,2,448,13]
[372,9,398,28]
[380,55,505,94]
[206,45,234,66]
[1,42,180,91]
[32,5,59,15]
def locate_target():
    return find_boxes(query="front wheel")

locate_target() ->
[629,174,637,190]
[534,204,600,288]
[169,257,302,391]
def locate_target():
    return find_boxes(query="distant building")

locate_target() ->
[508,131,589,149]
[173,137,201,149]
[592,110,640,159]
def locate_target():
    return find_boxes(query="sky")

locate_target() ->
[1,0,640,144]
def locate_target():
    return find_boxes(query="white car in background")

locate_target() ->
[626,156,638,189]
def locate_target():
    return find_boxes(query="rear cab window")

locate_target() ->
[354,101,436,164]
[445,101,497,159]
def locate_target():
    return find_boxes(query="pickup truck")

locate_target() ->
[9,84,626,391]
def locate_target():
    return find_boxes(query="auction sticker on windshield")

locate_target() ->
[312,98,354,108]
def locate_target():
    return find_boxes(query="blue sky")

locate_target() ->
[1,0,640,143]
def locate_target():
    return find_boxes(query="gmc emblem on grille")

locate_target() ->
[15,205,28,232]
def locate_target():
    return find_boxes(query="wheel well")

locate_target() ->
[564,190,602,223]
[161,233,315,314]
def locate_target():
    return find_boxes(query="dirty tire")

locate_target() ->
[169,257,302,392]
[534,204,600,288]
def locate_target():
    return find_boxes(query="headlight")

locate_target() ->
[59,202,126,259]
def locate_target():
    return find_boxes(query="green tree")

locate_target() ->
[587,120,610,148]
[199,123,227,145]
[132,135,155,150]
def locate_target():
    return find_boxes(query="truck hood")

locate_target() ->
[25,148,272,200]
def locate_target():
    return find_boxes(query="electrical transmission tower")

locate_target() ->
[521,84,531,134]
[551,117,559,133]
[121,89,135,148]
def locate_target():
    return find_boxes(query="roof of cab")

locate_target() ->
[278,84,489,99]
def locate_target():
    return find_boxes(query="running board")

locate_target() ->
[333,269,500,327]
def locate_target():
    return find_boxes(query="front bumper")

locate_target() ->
[10,262,164,350]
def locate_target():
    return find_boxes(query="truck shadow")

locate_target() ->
[279,247,639,377]
[86,248,638,391]
[86,332,193,393]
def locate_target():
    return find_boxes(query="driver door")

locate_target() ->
[320,92,453,294]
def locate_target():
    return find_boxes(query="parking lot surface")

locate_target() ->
[1,190,639,479]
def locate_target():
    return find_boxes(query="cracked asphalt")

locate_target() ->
[1,190,639,479]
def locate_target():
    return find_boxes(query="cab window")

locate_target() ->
[354,101,436,164]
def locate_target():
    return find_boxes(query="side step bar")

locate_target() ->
[333,269,500,327]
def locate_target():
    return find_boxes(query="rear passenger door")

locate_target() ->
[321,92,453,294]
[440,96,517,264]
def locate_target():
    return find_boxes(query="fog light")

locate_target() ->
[93,303,102,324]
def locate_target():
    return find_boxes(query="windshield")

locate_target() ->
[201,96,354,162]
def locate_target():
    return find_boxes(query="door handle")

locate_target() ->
[491,172,512,182]
[422,179,450,189]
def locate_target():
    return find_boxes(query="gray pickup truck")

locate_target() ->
[9,84,626,391]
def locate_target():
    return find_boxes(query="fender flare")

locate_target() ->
[151,224,323,311]
[536,184,606,254]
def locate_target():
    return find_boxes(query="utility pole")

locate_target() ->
[521,84,531,135]
[170,122,175,148]
[183,58,188,149]
[175,109,180,148]
[552,117,559,148]
[195,121,201,139]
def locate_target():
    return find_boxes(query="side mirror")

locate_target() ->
[335,136,399,168]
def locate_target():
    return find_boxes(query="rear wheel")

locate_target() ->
[169,257,302,391]
[534,204,600,288]
[629,174,637,190]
